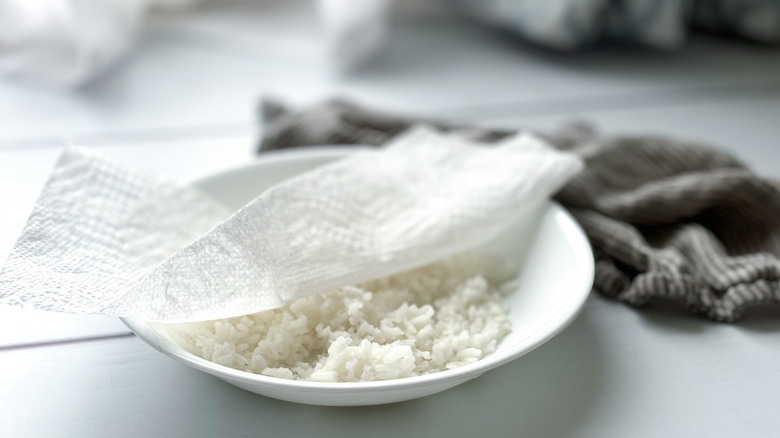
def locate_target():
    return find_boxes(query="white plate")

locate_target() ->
[123,147,594,406]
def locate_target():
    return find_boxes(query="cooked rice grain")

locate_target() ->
[163,257,511,382]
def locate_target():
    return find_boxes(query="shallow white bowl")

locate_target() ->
[123,147,594,406]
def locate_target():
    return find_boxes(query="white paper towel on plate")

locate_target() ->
[0,127,583,322]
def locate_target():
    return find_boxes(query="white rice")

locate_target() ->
[162,256,512,382]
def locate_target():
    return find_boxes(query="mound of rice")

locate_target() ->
[162,256,512,382]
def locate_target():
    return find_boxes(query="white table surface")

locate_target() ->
[1,3,779,437]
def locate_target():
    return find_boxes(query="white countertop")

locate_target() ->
[1,3,779,437]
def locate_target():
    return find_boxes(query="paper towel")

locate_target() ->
[0,128,582,322]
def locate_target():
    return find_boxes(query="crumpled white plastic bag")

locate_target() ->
[0,0,392,87]
[318,0,389,71]
[0,0,147,87]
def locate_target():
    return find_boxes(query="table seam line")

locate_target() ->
[0,332,136,352]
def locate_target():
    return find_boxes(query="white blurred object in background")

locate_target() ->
[318,0,389,72]
[0,0,147,87]
[0,0,395,88]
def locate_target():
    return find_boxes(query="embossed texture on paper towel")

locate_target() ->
[0,128,583,322]
[0,147,233,319]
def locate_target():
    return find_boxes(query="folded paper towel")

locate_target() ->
[0,128,582,322]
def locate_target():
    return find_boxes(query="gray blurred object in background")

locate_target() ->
[446,0,780,49]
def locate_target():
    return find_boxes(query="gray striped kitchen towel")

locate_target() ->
[258,99,780,322]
